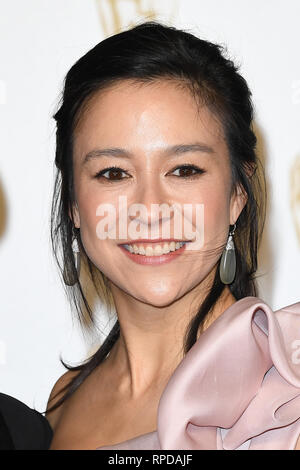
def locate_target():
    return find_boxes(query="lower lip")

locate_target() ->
[118,243,188,265]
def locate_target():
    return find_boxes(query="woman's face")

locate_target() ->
[72,79,246,307]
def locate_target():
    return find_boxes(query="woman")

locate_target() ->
[45,21,300,450]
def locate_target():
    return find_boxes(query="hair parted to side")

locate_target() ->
[47,20,266,413]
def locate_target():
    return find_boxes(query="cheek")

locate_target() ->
[201,183,231,246]
[76,186,105,256]
[75,184,125,274]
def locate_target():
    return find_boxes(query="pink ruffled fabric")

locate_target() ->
[97,296,300,450]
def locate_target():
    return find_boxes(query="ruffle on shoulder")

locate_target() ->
[97,296,300,450]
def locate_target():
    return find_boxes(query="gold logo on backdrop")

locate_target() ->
[95,0,178,36]
[290,155,300,245]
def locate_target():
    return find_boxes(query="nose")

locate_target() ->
[128,174,175,237]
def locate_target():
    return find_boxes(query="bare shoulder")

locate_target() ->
[45,369,80,431]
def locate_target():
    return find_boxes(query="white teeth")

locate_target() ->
[162,243,170,254]
[145,246,153,256]
[154,245,163,256]
[139,245,146,255]
[122,241,186,256]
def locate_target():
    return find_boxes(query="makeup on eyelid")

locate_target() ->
[93,164,206,181]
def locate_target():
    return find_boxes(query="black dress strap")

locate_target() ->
[0,393,53,450]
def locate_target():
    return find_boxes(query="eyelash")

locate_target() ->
[94,164,205,182]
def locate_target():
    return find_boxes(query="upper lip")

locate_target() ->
[118,238,191,245]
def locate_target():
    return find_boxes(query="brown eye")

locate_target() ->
[170,165,205,178]
[95,167,129,181]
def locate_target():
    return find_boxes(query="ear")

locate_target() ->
[69,202,80,229]
[230,183,248,226]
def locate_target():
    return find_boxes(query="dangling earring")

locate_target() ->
[63,237,81,286]
[219,223,236,284]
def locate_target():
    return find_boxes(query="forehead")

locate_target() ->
[73,79,226,156]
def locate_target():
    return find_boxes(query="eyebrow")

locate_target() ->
[82,142,215,165]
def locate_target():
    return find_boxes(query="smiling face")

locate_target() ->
[71,79,246,307]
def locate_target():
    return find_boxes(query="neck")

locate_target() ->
[104,271,236,400]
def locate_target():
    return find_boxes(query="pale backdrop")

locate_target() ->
[0,0,299,411]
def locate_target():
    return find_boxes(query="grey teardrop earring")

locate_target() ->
[219,223,236,284]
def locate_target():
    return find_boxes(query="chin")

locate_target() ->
[134,289,183,308]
